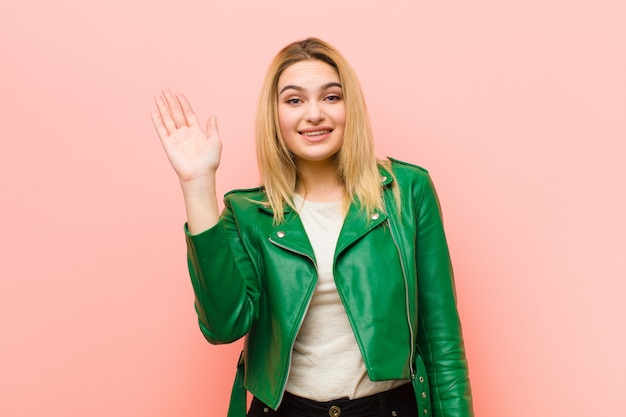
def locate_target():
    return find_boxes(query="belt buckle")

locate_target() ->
[328,405,341,417]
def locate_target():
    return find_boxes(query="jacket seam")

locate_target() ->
[415,172,445,416]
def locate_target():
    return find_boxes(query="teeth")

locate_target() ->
[301,129,330,136]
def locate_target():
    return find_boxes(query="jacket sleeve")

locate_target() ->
[184,197,260,344]
[414,174,473,417]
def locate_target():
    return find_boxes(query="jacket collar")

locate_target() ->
[257,163,395,215]
[262,164,394,260]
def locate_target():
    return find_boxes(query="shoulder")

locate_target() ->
[387,157,429,174]
[223,186,267,210]
[382,157,431,183]
[381,157,438,207]
[224,185,265,198]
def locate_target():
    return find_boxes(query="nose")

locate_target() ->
[304,101,325,124]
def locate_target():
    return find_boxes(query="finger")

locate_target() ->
[150,106,169,141]
[162,88,187,129]
[206,115,220,138]
[176,92,201,128]
[155,96,177,134]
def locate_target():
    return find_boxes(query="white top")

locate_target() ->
[284,195,407,401]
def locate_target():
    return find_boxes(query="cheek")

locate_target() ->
[333,103,347,126]
[277,107,293,134]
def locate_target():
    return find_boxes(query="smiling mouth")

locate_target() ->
[299,129,332,137]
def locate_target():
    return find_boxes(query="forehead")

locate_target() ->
[277,60,340,90]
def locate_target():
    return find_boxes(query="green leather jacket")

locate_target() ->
[185,158,473,417]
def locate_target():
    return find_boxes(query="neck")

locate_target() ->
[295,158,345,202]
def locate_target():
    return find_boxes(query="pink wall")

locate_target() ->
[2,1,625,415]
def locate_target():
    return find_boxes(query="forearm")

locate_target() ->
[185,204,260,344]
[180,174,220,235]
[186,224,252,344]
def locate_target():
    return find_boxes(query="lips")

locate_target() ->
[299,129,332,137]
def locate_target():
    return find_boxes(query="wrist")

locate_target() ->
[179,174,217,199]
[179,172,216,187]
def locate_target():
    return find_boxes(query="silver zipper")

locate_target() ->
[386,218,416,380]
[267,236,318,406]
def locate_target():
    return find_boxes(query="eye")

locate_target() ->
[325,94,342,102]
[286,97,302,105]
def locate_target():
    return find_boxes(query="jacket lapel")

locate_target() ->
[259,165,395,263]
[335,202,387,257]
[262,205,317,263]
[335,165,394,256]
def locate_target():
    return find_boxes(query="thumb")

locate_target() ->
[206,115,219,138]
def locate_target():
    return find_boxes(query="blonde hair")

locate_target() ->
[256,37,389,223]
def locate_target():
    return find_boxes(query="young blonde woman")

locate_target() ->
[152,38,473,417]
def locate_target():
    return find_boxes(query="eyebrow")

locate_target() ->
[278,82,342,95]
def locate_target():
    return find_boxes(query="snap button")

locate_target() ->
[419,376,424,383]
[371,213,380,220]
[263,407,269,413]
[276,231,286,238]
[423,409,429,414]
[381,176,387,182]
[422,391,427,398]
[329,405,341,417]
[392,411,398,417]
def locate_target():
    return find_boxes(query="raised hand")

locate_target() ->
[151,89,222,183]
[151,89,221,233]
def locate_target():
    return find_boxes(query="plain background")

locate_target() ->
[2,1,625,416]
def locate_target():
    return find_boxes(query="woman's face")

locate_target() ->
[276,60,346,166]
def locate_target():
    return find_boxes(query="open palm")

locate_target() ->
[151,90,222,183]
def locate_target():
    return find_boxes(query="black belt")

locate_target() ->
[251,382,415,417]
